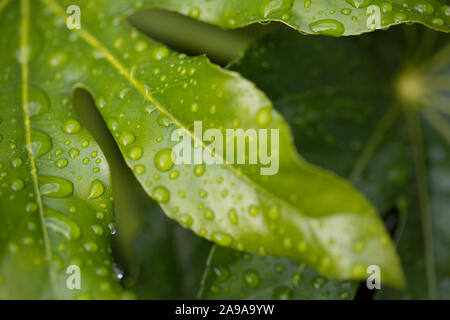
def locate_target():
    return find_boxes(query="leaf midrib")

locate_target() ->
[19,0,60,298]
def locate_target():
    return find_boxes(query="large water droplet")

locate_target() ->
[62,120,81,135]
[39,176,73,198]
[228,208,238,225]
[44,208,80,240]
[243,270,260,287]
[309,19,345,36]
[119,132,135,146]
[211,232,233,246]
[31,130,52,158]
[154,149,174,172]
[255,106,272,127]
[152,186,170,203]
[213,265,230,282]
[27,86,50,118]
[152,47,169,61]
[88,179,104,199]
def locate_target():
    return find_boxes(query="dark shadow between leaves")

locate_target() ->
[127,8,276,66]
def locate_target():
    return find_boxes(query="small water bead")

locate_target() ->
[84,241,98,252]
[30,129,52,157]
[152,47,169,61]
[273,286,292,300]
[213,265,229,282]
[44,208,80,240]
[341,8,352,15]
[190,102,199,112]
[268,205,280,220]
[282,238,292,249]
[228,208,238,225]
[220,189,228,198]
[39,176,73,198]
[27,86,50,118]
[194,164,205,176]
[55,158,68,168]
[127,147,143,161]
[432,18,444,25]
[345,0,373,8]
[178,213,193,227]
[304,0,311,8]
[381,2,392,13]
[48,52,67,67]
[83,158,89,165]
[444,5,450,16]
[169,170,179,179]
[243,270,260,288]
[353,240,365,253]
[134,40,148,52]
[204,208,215,221]
[12,158,22,168]
[351,263,366,277]
[414,2,435,14]
[309,19,345,36]
[154,149,174,172]
[25,202,37,212]
[152,186,170,203]
[157,114,172,127]
[63,120,81,134]
[119,132,135,146]
[211,232,233,246]
[134,164,146,175]
[312,275,328,289]
[188,6,201,18]
[91,225,104,235]
[199,189,208,198]
[394,13,407,22]
[255,106,272,127]
[248,205,260,217]
[88,179,104,199]
[11,179,24,191]
[339,291,351,299]
[298,241,307,253]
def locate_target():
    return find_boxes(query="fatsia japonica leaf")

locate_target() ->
[221,25,449,299]
[145,0,450,36]
[0,0,404,296]
[199,245,357,299]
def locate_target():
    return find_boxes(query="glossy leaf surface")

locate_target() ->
[145,0,450,36]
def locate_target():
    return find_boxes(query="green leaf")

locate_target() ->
[144,0,450,36]
[226,25,449,299]
[0,0,404,296]
[0,0,127,299]
[199,245,357,299]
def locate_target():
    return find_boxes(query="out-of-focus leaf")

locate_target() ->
[199,245,356,299]
[145,0,450,36]
[211,25,449,299]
